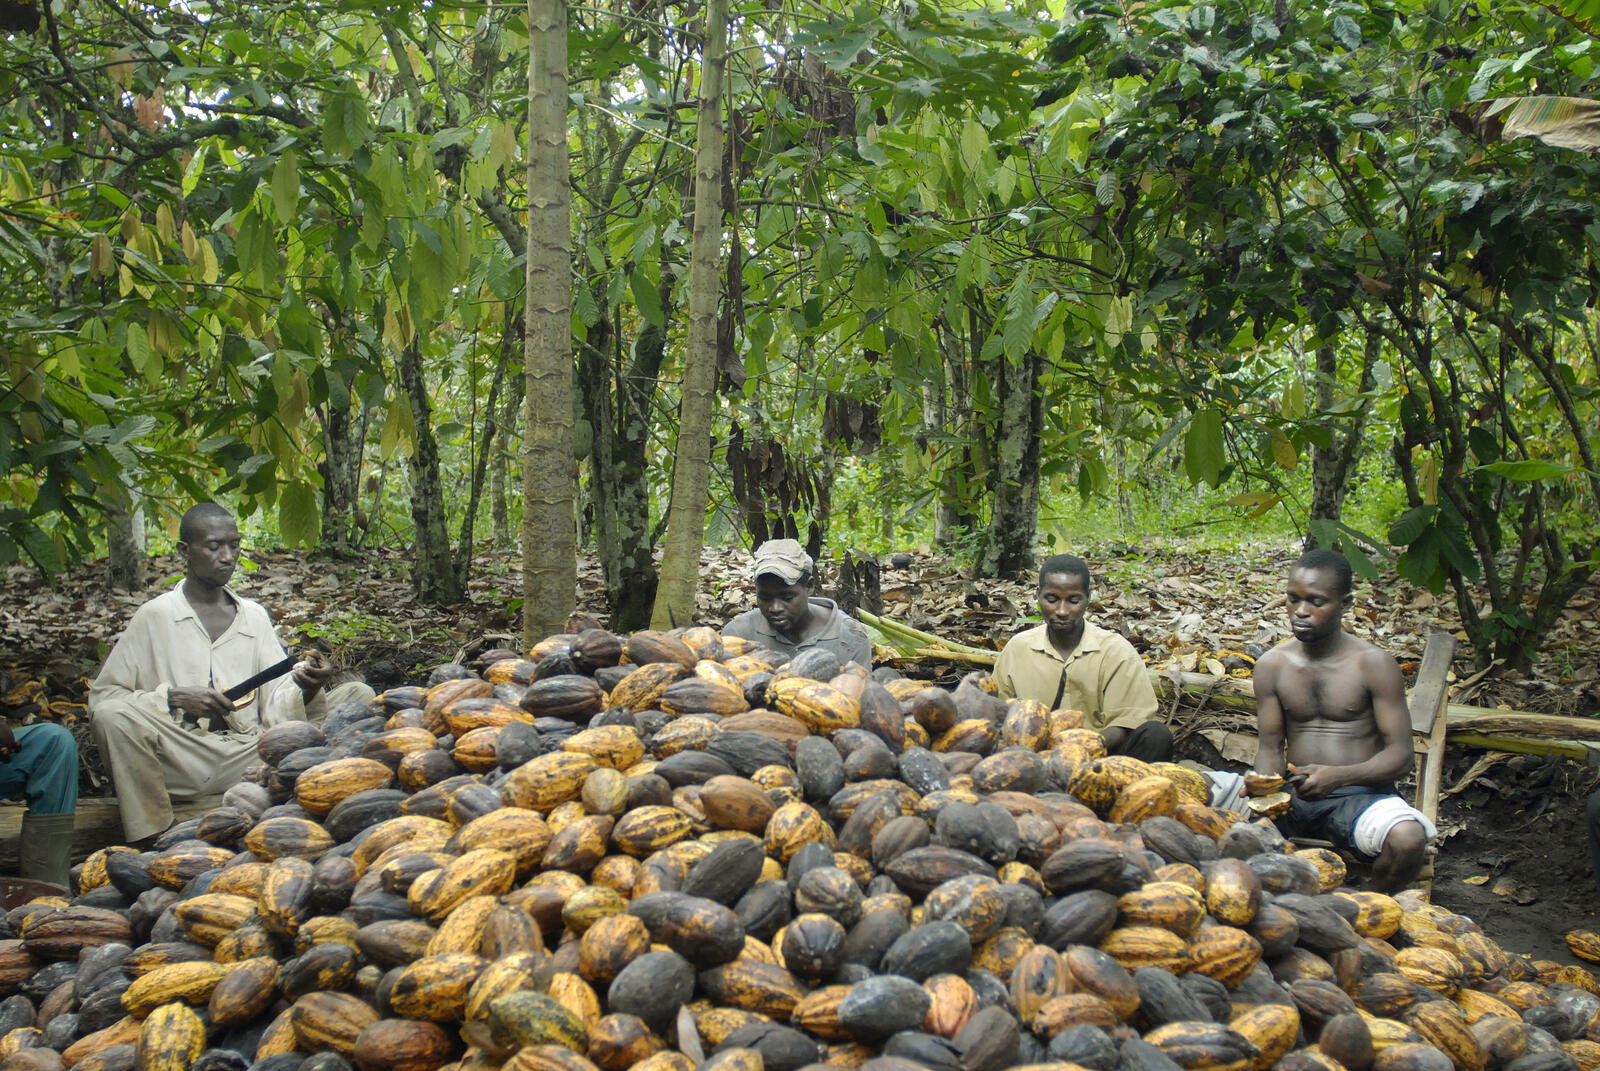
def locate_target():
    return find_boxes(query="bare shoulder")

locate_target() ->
[1253,642,1293,680]
[1352,637,1407,688]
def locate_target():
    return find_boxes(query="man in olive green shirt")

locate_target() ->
[993,554,1171,761]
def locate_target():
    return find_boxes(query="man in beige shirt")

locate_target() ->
[89,503,374,843]
[993,553,1170,761]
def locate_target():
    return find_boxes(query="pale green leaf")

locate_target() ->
[1104,295,1131,348]
[125,322,151,374]
[270,151,300,224]
[960,119,987,171]
[1184,407,1225,487]
[573,281,601,327]
[322,89,370,159]
[1281,378,1306,418]
[379,395,416,460]
[196,238,218,285]
[995,155,1019,203]
[1479,458,1577,480]
[181,146,207,197]
[1270,428,1298,471]
[278,480,321,548]
[1332,14,1361,50]
[1226,491,1281,519]
[1095,172,1117,206]
[1002,274,1035,361]
[631,270,663,328]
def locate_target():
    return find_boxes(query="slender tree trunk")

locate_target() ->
[522,0,577,642]
[397,341,464,602]
[609,289,671,629]
[1306,335,1377,546]
[807,452,834,561]
[728,424,770,548]
[1022,351,1042,540]
[320,398,362,551]
[491,358,524,547]
[934,320,978,546]
[1098,391,1133,535]
[650,0,728,629]
[105,484,145,591]
[580,269,671,630]
[609,394,661,628]
[454,306,518,588]
[573,68,664,628]
[976,348,1041,579]
[922,380,946,544]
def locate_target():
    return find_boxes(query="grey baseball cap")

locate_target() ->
[751,539,813,584]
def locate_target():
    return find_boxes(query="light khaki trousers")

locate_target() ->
[93,681,375,842]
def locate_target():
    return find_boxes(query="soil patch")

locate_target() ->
[1429,751,1600,965]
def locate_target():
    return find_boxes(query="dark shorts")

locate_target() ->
[1279,783,1403,855]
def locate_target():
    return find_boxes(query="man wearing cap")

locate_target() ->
[723,539,873,667]
[993,553,1171,761]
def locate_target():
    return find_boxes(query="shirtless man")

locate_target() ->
[1248,548,1435,892]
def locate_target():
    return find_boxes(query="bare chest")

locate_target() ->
[1275,661,1374,725]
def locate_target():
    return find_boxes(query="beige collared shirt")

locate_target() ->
[89,586,308,735]
[993,620,1158,732]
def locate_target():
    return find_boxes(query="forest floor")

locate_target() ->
[1,537,1598,962]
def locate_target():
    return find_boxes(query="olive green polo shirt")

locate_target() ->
[993,621,1158,732]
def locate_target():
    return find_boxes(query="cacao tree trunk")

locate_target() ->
[104,485,145,591]
[808,451,834,561]
[650,0,728,629]
[573,108,668,629]
[608,298,669,630]
[934,318,978,547]
[579,268,671,631]
[522,0,578,641]
[976,348,1041,579]
[454,307,518,589]
[1098,392,1134,536]
[727,424,771,549]
[320,398,363,552]
[397,341,464,604]
[1306,335,1377,547]
[491,357,524,548]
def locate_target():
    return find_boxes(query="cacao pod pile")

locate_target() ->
[1,618,1594,1071]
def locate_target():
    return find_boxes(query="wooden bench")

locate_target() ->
[1409,631,1458,846]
